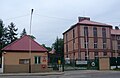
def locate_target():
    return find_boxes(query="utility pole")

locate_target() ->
[115,33,118,69]
[29,9,34,73]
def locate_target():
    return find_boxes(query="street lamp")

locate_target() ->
[115,32,118,69]
[29,9,34,73]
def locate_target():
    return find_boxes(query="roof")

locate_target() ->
[111,29,120,35]
[63,18,112,34]
[2,35,48,52]
[78,20,112,26]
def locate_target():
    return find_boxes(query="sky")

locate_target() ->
[0,0,120,47]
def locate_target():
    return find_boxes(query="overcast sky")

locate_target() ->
[1,0,120,47]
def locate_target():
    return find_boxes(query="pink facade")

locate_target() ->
[63,17,119,60]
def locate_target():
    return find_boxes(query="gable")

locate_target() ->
[2,35,48,52]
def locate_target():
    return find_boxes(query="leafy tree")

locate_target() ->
[0,19,8,47]
[0,19,4,40]
[0,19,9,53]
[20,28,27,37]
[52,37,64,62]
[28,35,36,40]
[115,26,119,30]
[7,22,18,43]
[0,19,4,50]
[42,44,52,52]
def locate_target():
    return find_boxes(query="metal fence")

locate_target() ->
[64,58,99,71]
[110,57,120,69]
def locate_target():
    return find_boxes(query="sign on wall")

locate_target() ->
[76,61,87,65]
[42,56,47,63]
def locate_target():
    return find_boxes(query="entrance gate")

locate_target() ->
[110,57,120,69]
[64,58,99,71]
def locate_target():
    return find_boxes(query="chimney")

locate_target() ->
[78,17,90,22]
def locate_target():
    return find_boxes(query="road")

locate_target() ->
[0,70,120,78]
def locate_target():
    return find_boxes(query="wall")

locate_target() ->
[3,51,49,73]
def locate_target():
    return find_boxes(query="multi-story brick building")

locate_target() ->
[111,29,120,57]
[63,17,114,60]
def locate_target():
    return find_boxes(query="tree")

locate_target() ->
[42,44,52,52]
[0,19,4,51]
[52,37,64,61]
[0,19,8,48]
[115,26,119,30]
[0,19,4,40]
[20,28,27,37]
[7,22,18,43]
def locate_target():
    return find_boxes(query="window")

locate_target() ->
[66,44,68,54]
[93,27,97,37]
[84,27,88,37]
[117,41,120,49]
[102,28,106,38]
[118,45,120,49]
[34,56,41,64]
[103,43,106,49]
[66,33,68,42]
[94,43,97,49]
[84,42,88,48]
[117,36,120,40]
[73,29,75,39]
[94,52,98,56]
[103,52,107,56]
[118,53,120,56]
[19,59,29,64]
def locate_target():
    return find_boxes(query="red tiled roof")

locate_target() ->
[63,18,112,34]
[78,20,112,26]
[111,29,120,35]
[2,35,48,52]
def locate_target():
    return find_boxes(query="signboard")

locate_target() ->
[42,56,47,62]
[65,58,70,64]
[76,61,87,65]
[91,62,95,66]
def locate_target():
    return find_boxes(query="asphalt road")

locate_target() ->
[1,70,120,78]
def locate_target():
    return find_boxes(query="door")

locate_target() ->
[0,56,3,73]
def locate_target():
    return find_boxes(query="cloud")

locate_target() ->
[1,0,120,46]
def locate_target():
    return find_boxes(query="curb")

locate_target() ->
[0,72,64,76]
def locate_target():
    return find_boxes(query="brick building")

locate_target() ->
[63,17,119,61]
[111,29,120,57]
[1,35,49,73]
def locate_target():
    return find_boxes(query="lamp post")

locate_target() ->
[115,33,118,69]
[29,9,34,73]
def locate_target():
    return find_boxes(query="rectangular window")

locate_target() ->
[102,28,106,38]
[84,27,88,48]
[103,43,106,49]
[19,59,29,64]
[94,43,97,49]
[84,27,88,37]
[66,44,68,56]
[84,42,88,48]
[118,41,120,49]
[93,27,97,37]
[103,39,106,43]
[94,51,98,57]
[73,29,75,39]
[34,56,41,64]
[102,28,106,47]
[117,36,120,40]
[118,53,120,56]
[103,52,107,56]
[66,33,68,42]
[94,52,98,56]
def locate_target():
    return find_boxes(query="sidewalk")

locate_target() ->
[0,72,64,76]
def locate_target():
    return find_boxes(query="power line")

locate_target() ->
[4,14,29,21]
[35,13,74,21]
